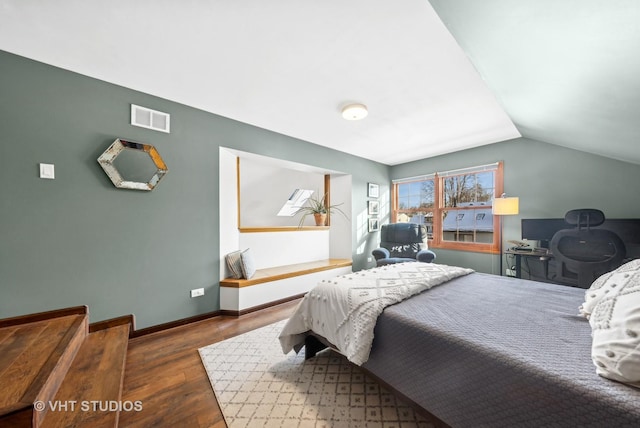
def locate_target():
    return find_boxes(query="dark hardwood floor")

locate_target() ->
[118,299,300,428]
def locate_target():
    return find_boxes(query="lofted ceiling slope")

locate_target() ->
[430,0,640,165]
[0,1,638,165]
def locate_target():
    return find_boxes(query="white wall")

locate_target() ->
[219,148,241,279]
[239,231,330,269]
[239,157,325,228]
[219,147,352,278]
[330,174,353,259]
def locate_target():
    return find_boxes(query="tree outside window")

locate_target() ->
[392,162,503,253]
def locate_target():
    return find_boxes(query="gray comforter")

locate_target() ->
[362,272,640,427]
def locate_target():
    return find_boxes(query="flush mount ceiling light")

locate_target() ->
[341,103,368,120]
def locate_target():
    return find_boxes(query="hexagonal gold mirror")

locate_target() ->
[98,139,168,191]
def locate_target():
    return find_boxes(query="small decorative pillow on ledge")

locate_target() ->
[580,259,640,388]
[225,250,244,279]
[225,249,257,279]
[240,248,257,279]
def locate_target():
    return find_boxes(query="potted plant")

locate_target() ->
[296,193,349,227]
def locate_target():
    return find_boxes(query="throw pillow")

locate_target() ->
[580,259,640,319]
[581,259,640,388]
[240,248,257,279]
[225,250,243,279]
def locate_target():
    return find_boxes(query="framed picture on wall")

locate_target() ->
[367,182,379,198]
[368,217,379,232]
[368,200,379,215]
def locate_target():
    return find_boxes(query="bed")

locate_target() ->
[279,262,640,427]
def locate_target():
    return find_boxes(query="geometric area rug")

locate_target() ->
[199,320,437,428]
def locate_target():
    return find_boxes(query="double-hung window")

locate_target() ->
[392,162,503,253]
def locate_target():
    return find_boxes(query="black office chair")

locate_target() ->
[550,209,626,288]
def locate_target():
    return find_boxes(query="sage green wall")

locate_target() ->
[0,51,388,327]
[390,138,640,274]
[4,49,638,327]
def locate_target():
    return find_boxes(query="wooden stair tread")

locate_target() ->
[0,314,87,423]
[41,324,130,428]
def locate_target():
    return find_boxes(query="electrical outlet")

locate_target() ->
[367,257,372,262]
[190,288,205,298]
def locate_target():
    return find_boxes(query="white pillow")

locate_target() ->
[581,259,640,388]
[240,248,257,279]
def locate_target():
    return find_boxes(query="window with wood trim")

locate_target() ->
[392,162,503,253]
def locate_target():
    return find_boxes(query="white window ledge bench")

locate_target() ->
[219,258,352,316]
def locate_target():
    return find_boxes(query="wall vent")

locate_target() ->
[131,104,170,133]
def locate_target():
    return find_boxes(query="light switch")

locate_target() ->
[39,163,55,179]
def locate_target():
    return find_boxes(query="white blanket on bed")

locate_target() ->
[279,262,474,365]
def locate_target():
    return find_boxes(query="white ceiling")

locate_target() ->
[0,1,637,166]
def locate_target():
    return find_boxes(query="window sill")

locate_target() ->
[430,242,499,254]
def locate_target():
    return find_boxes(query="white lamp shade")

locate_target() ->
[492,197,519,215]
